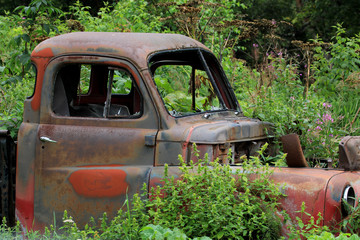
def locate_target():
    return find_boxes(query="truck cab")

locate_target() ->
[16,33,273,230]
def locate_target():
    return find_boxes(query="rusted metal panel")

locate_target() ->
[186,118,272,144]
[269,167,342,225]
[16,123,38,230]
[281,134,308,167]
[154,113,272,165]
[324,172,360,229]
[31,33,208,70]
[339,136,360,170]
[148,166,182,190]
[30,49,54,113]
[33,165,152,228]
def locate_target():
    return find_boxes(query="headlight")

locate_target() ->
[341,185,356,218]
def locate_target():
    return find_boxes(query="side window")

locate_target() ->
[52,64,142,118]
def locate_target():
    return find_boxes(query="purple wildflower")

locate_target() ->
[322,113,334,123]
[322,103,332,108]
[316,119,323,125]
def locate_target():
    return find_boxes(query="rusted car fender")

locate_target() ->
[149,165,359,230]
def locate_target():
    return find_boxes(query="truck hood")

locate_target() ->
[158,115,273,144]
[187,118,273,144]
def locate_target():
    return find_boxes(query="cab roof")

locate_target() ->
[31,32,208,69]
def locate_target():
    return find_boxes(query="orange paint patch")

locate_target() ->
[30,48,54,111]
[31,47,54,58]
[69,169,128,198]
[15,175,34,231]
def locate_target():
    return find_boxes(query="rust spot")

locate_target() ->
[68,169,128,198]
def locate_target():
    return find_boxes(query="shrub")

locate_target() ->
[127,144,287,239]
[312,25,360,95]
[0,75,34,138]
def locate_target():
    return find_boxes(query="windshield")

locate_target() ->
[149,49,238,117]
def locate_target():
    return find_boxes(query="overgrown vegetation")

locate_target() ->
[1,0,360,238]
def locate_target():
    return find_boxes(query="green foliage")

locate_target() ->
[139,224,211,240]
[154,0,247,61]
[341,198,360,235]
[153,64,221,116]
[229,52,332,161]
[312,25,360,95]
[225,25,360,162]
[137,145,286,239]
[69,0,162,33]
[286,202,360,239]
[84,145,284,240]
[0,75,34,138]
[10,0,63,77]
[287,202,330,239]
[307,232,360,240]
[0,217,21,239]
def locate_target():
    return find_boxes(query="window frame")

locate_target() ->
[148,48,240,118]
[51,60,144,120]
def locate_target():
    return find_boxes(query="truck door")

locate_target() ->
[35,56,158,227]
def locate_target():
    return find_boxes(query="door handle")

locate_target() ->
[40,136,57,143]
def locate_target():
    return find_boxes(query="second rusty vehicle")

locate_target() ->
[1,32,360,233]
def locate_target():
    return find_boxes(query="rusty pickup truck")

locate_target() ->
[1,32,360,232]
